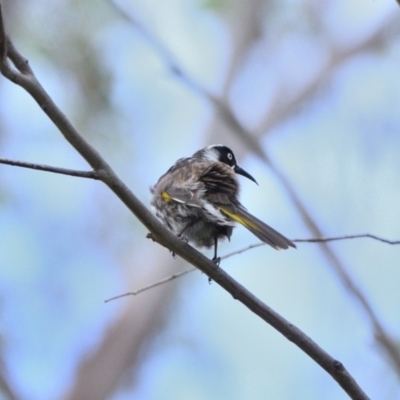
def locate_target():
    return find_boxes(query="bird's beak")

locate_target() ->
[234,165,258,185]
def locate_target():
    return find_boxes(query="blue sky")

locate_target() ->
[0,0,400,399]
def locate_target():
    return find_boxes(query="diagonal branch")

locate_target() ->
[0,371,18,400]
[0,5,369,399]
[0,157,100,179]
[109,1,223,108]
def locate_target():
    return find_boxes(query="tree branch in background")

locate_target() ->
[0,4,370,399]
[0,372,18,400]
[62,257,180,400]
[111,2,400,378]
[254,14,400,137]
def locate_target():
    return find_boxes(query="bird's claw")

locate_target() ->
[180,235,189,244]
[212,257,221,266]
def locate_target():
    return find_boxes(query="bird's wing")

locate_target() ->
[199,163,238,196]
[218,205,296,250]
[161,187,202,208]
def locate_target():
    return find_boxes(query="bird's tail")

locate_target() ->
[220,206,296,250]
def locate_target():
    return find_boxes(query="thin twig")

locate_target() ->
[105,268,195,302]
[296,234,400,245]
[107,233,400,301]
[0,157,100,179]
[223,233,400,257]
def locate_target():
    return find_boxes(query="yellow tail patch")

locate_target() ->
[219,207,258,231]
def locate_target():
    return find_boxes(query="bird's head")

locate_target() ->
[194,144,258,184]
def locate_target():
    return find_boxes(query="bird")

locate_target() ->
[150,144,295,262]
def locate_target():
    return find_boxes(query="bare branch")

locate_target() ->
[296,234,400,245]
[218,0,264,93]
[109,1,223,108]
[255,14,400,137]
[0,157,100,179]
[109,233,400,301]
[0,373,19,400]
[105,268,195,302]
[0,6,370,400]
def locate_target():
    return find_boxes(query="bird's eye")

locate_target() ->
[227,153,233,160]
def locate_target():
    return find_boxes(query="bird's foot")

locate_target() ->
[177,234,189,245]
[212,257,221,266]
[207,257,221,284]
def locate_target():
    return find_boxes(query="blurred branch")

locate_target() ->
[0,372,18,400]
[108,233,400,301]
[0,5,370,400]
[109,1,205,93]
[0,157,100,179]
[109,0,400,379]
[255,14,400,137]
[261,154,400,378]
[109,1,266,158]
[218,0,264,92]
[63,257,180,400]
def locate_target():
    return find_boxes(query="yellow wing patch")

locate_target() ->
[219,207,258,231]
[161,191,174,202]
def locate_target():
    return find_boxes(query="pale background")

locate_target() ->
[0,0,400,399]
